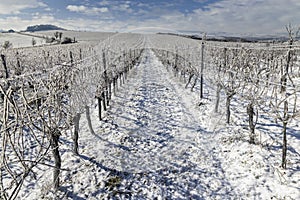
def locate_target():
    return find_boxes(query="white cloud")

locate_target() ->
[92,7,109,13]
[186,0,300,34]
[114,4,133,13]
[66,5,109,15]
[98,0,111,6]
[49,18,126,32]
[98,1,134,13]
[111,1,133,13]
[120,0,300,35]
[0,15,55,31]
[0,0,48,15]
[44,7,52,12]
[67,5,86,13]
[38,2,48,8]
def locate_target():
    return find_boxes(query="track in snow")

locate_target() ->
[81,49,235,199]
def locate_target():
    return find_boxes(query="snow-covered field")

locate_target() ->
[0,32,46,48]
[0,31,116,49]
[18,48,300,199]
[35,30,116,43]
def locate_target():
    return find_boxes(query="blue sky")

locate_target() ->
[0,0,299,35]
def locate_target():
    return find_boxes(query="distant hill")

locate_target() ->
[25,24,65,32]
[159,32,289,43]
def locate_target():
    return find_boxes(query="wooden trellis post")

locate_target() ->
[200,33,206,99]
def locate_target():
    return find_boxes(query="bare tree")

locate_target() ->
[54,32,59,40]
[59,32,63,42]
[217,47,243,124]
[2,41,12,50]
[32,38,37,47]
[241,49,271,144]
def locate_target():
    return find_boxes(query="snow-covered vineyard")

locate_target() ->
[0,32,299,199]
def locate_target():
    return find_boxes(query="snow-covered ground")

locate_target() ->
[0,32,46,48]
[35,30,116,43]
[20,49,299,199]
[0,31,115,49]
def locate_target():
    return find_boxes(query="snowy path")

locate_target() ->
[73,49,236,199]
